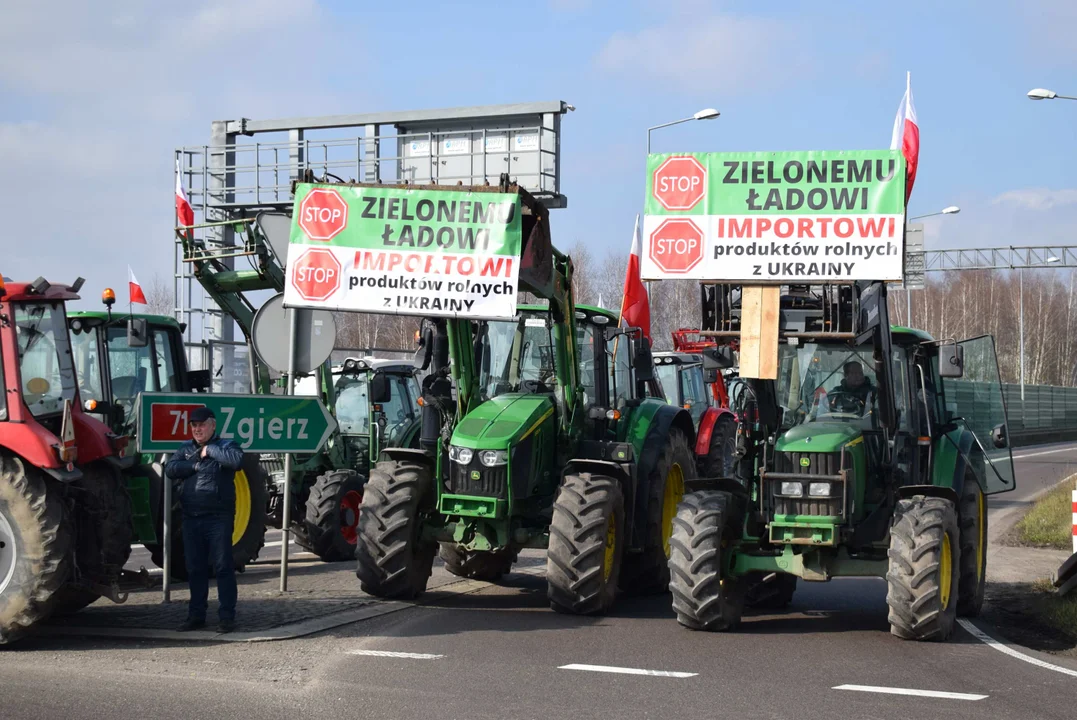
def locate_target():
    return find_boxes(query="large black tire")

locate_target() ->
[702,414,737,480]
[439,544,515,581]
[957,477,987,617]
[148,453,268,580]
[886,496,961,641]
[620,427,696,594]
[296,470,366,562]
[0,455,73,644]
[547,473,625,615]
[668,490,745,631]
[355,459,435,599]
[745,573,797,610]
[52,463,134,616]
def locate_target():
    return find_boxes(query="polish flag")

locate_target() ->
[620,214,651,342]
[129,266,147,306]
[890,71,920,203]
[175,158,194,231]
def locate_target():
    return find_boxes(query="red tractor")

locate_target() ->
[651,329,740,479]
[0,276,135,644]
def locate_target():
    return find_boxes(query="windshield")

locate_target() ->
[69,322,106,417]
[15,302,78,417]
[477,313,556,400]
[776,342,878,428]
[334,374,370,435]
[655,364,678,405]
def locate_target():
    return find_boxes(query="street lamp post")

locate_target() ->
[1027,88,1077,101]
[904,206,960,324]
[1018,255,1061,401]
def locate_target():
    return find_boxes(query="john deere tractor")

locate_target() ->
[667,281,1014,641]
[347,180,698,614]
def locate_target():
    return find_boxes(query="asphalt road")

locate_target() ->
[5,442,1077,720]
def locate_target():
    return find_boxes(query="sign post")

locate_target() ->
[281,309,298,592]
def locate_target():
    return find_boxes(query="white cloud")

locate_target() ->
[992,188,1077,211]
[594,12,809,94]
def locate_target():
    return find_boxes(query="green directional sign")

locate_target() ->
[135,392,337,454]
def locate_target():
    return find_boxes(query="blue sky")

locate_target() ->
[2,0,1075,307]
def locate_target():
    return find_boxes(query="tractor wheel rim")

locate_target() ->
[602,515,617,583]
[976,489,985,581]
[940,532,953,609]
[232,470,252,546]
[661,463,686,559]
[340,490,363,545]
[0,508,17,596]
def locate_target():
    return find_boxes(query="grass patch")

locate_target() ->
[1013,478,1074,550]
[1031,578,1077,640]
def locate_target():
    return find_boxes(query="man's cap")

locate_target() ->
[190,406,215,423]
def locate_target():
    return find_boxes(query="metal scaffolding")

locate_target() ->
[922,245,1077,271]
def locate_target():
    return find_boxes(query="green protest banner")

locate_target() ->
[641,150,907,282]
[283,183,523,319]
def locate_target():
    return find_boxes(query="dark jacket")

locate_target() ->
[165,435,244,517]
[831,379,876,413]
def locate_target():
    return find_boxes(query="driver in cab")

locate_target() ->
[828,361,876,414]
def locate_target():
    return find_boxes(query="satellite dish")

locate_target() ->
[255,211,294,265]
[251,292,337,374]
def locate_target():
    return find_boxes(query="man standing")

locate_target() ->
[165,407,243,633]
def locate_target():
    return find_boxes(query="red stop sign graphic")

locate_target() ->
[292,248,342,301]
[298,188,349,241]
[649,219,704,274]
[652,156,707,211]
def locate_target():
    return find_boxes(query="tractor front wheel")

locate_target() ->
[298,470,366,562]
[668,490,745,632]
[886,496,961,641]
[355,459,435,599]
[547,473,625,615]
[0,455,73,644]
[439,544,516,581]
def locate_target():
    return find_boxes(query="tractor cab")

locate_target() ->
[653,352,711,425]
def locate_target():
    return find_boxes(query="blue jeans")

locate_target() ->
[182,513,236,623]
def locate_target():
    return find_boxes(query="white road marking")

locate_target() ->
[833,685,987,701]
[558,663,696,678]
[347,650,444,659]
[1011,446,1077,461]
[958,618,1077,679]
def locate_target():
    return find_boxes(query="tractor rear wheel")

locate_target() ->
[745,573,797,610]
[668,490,745,631]
[620,427,695,594]
[52,462,134,616]
[547,473,625,615]
[0,455,73,644]
[702,415,737,480]
[886,496,961,641]
[355,459,435,599]
[439,544,515,581]
[957,477,987,617]
[298,470,366,562]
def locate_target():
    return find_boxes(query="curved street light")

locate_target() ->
[647,108,721,153]
[909,206,960,220]
[1028,88,1077,101]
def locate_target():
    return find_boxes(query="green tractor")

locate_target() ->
[67,303,422,573]
[668,281,1014,640]
[349,181,698,614]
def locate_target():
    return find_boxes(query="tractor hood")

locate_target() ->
[775,422,861,454]
[451,394,555,450]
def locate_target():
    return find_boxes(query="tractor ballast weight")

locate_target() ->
[669,279,1014,640]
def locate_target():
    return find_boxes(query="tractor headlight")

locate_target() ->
[479,450,509,467]
[779,481,803,498]
[808,482,832,498]
[449,445,473,465]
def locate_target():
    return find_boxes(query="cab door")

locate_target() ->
[938,335,1015,494]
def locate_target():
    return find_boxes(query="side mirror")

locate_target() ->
[187,369,211,392]
[991,422,1008,449]
[127,317,148,348]
[633,336,655,383]
[371,373,392,404]
[938,343,964,378]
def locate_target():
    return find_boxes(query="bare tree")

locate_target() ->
[144,272,173,316]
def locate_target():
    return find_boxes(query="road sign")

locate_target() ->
[298,188,349,241]
[652,156,707,211]
[136,392,337,454]
[291,247,342,302]
[251,292,337,374]
[649,219,704,274]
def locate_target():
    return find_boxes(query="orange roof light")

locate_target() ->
[102,288,116,307]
